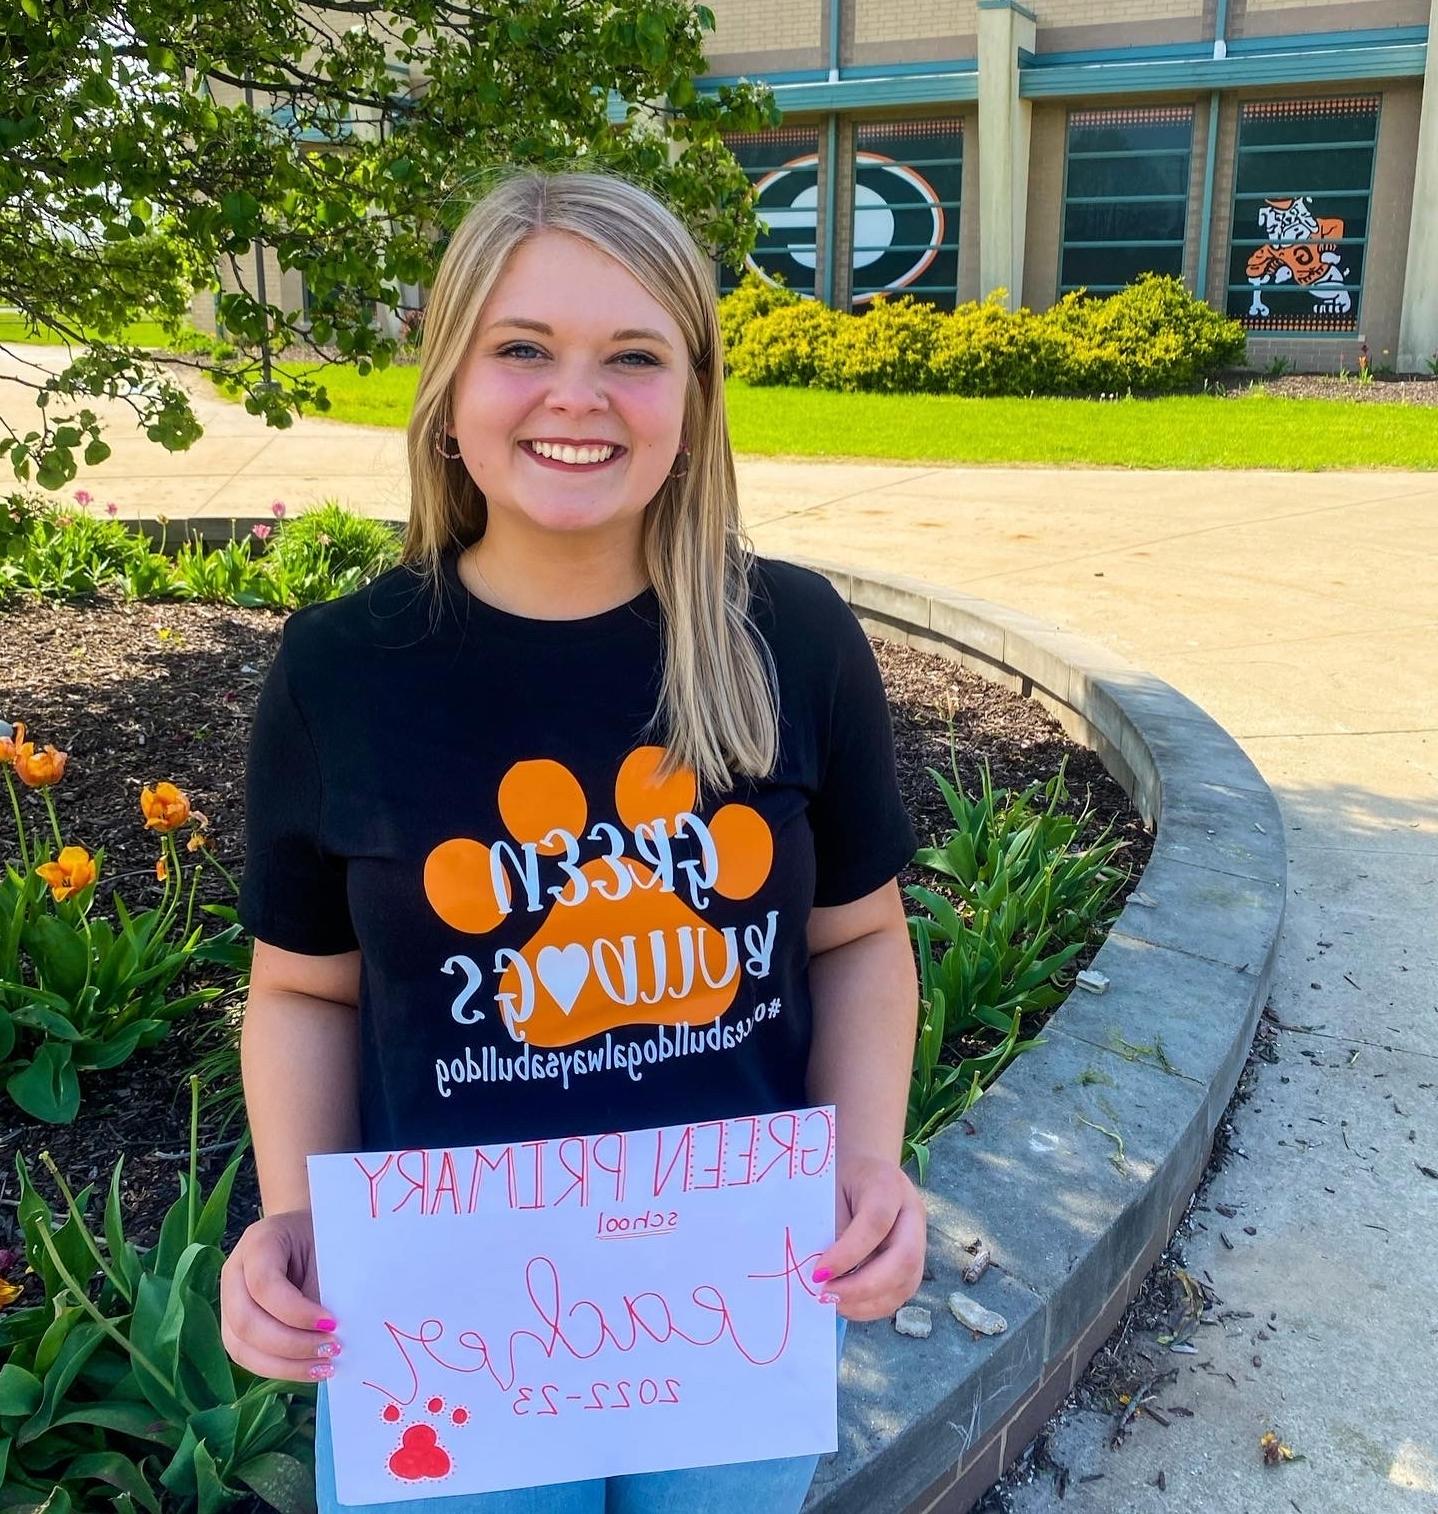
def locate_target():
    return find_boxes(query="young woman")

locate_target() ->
[220,164,925,1513]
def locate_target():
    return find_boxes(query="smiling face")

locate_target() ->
[447,229,691,541]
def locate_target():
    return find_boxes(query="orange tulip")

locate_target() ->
[0,720,27,765]
[155,856,168,881]
[0,1277,22,1311]
[14,740,68,788]
[186,832,209,852]
[140,782,190,831]
[36,845,96,902]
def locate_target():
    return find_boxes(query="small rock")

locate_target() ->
[1075,968,1110,995]
[894,1305,932,1339]
[948,1293,1007,1336]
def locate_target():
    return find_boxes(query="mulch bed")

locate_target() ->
[1210,371,1438,405]
[0,579,1152,1306]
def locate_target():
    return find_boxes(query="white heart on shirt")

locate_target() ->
[537,943,590,1017]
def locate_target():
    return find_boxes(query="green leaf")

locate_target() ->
[74,1022,152,1071]
[193,1150,244,1249]
[235,1450,317,1514]
[16,1320,106,1447]
[22,913,90,1001]
[105,1157,142,1302]
[187,1400,241,1469]
[49,1398,175,1443]
[0,1363,43,1418]
[178,1286,236,1409]
[30,1486,76,1514]
[61,1450,162,1513]
[12,1002,82,1041]
[7,1042,81,1124]
[127,1274,187,1422]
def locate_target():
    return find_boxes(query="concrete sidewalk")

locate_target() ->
[7,345,1438,1509]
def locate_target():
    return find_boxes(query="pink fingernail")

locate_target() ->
[820,1292,841,1305]
[310,1363,335,1380]
[316,1317,338,1332]
[316,1341,342,1358]
[812,1267,832,1284]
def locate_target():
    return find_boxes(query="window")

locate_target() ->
[1060,106,1193,295]
[718,128,822,300]
[850,118,963,310]
[1226,95,1379,333]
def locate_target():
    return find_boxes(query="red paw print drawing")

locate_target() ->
[380,1396,469,1482]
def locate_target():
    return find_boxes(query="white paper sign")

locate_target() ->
[307,1106,839,1505]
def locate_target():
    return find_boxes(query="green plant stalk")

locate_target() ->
[38,1148,126,1299]
[40,783,65,857]
[181,834,204,939]
[188,1073,199,1243]
[201,851,240,892]
[3,764,32,874]
[29,1188,178,1399]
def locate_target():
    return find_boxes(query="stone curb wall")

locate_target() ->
[793,560,1286,1514]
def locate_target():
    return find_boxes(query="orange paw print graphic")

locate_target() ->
[382,1396,467,1483]
[423,746,773,1048]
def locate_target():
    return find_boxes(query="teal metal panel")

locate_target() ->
[1019,43,1425,97]
[766,71,979,109]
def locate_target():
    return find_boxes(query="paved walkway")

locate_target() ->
[7,347,1438,1510]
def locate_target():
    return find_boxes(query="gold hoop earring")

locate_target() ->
[668,443,690,480]
[433,426,462,461]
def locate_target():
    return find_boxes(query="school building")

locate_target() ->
[699,0,1438,371]
[196,0,1437,373]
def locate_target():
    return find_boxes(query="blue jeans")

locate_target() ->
[316,1317,847,1512]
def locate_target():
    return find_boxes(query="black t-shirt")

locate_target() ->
[236,544,918,1152]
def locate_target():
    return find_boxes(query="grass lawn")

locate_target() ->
[207,360,1437,470]
[0,312,182,348]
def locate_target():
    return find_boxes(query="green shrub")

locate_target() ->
[717,271,1248,397]
[724,298,844,388]
[716,269,802,360]
[1047,277,1248,389]
[927,295,1075,397]
[820,294,944,394]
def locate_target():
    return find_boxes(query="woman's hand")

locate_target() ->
[220,1209,341,1383]
[808,1150,926,1321]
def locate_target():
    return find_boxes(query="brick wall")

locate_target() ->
[1231,0,1430,35]
[1029,0,1202,24]
[854,0,976,44]
[1245,0,1404,11]
[704,0,821,54]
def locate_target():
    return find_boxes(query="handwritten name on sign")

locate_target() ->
[307,1107,839,1505]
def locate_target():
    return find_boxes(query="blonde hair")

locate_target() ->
[400,163,779,809]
